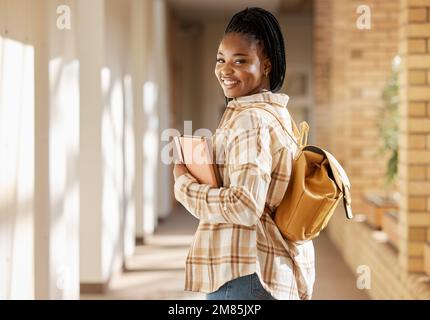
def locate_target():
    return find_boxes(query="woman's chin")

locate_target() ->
[223,88,241,99]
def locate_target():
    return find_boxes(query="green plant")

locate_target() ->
[377,56,400,189]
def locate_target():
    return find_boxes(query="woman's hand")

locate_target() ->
[174,163,188,179]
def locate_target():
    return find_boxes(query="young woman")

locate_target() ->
[173,7,315,300]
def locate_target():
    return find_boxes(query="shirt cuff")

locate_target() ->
[174,172,197,188]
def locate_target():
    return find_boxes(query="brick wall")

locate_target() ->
[328,0,350,173]
[313,0,332,151]
[314,0,430,298]
[398,0,430,273]
[314,0,400,214]
[346,0,400,212]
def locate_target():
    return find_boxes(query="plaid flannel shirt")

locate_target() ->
[173,91,315,300]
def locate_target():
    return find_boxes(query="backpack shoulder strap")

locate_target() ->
[234,105,309,149]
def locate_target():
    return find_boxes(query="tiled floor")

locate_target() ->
[81,206,369,300]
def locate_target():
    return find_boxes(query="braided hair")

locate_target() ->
[224,7,286,93]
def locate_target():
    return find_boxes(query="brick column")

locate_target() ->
[398,0,430,273]
[313,0,333,151]
[328,0,349,171]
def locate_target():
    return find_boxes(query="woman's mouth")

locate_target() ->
[222,78,240,89]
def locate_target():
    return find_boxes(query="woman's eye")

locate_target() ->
[216,58,244,64]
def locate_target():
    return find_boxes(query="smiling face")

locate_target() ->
[215,32,271,98]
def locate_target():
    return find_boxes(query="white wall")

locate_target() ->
[77,0,105,286]
[102,0,130,283]
[0,0,176,299]
[154,0,173,220]
[132,0,173,232]
[171,19,205,131]
[130,0,147,240]
[79,0,134,286]
[0,0,81,299]
[45,0,80,299]
[79,0,174,285]
[0,0,36,299]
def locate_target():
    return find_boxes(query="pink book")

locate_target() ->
[173,135,222,188]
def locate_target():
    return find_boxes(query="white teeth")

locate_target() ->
[223,79,238,85]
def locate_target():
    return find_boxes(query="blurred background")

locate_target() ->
[0,0,429,300]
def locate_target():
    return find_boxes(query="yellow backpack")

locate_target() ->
[244,106,353,243]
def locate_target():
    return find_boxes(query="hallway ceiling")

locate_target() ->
[167,0,312,20]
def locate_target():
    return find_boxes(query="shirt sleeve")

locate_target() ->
[173,124,273,226]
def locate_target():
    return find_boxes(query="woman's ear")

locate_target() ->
[263,59,272,77]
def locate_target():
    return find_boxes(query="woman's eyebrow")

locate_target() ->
[217,52,249,56]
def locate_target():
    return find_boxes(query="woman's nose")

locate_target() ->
[220,64,233,77]
[221,71,232,78]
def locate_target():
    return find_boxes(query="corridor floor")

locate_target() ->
[80,206,370,300]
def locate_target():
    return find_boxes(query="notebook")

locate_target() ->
[173,135,222,188]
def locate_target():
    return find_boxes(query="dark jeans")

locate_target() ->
[206,273,276,300]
